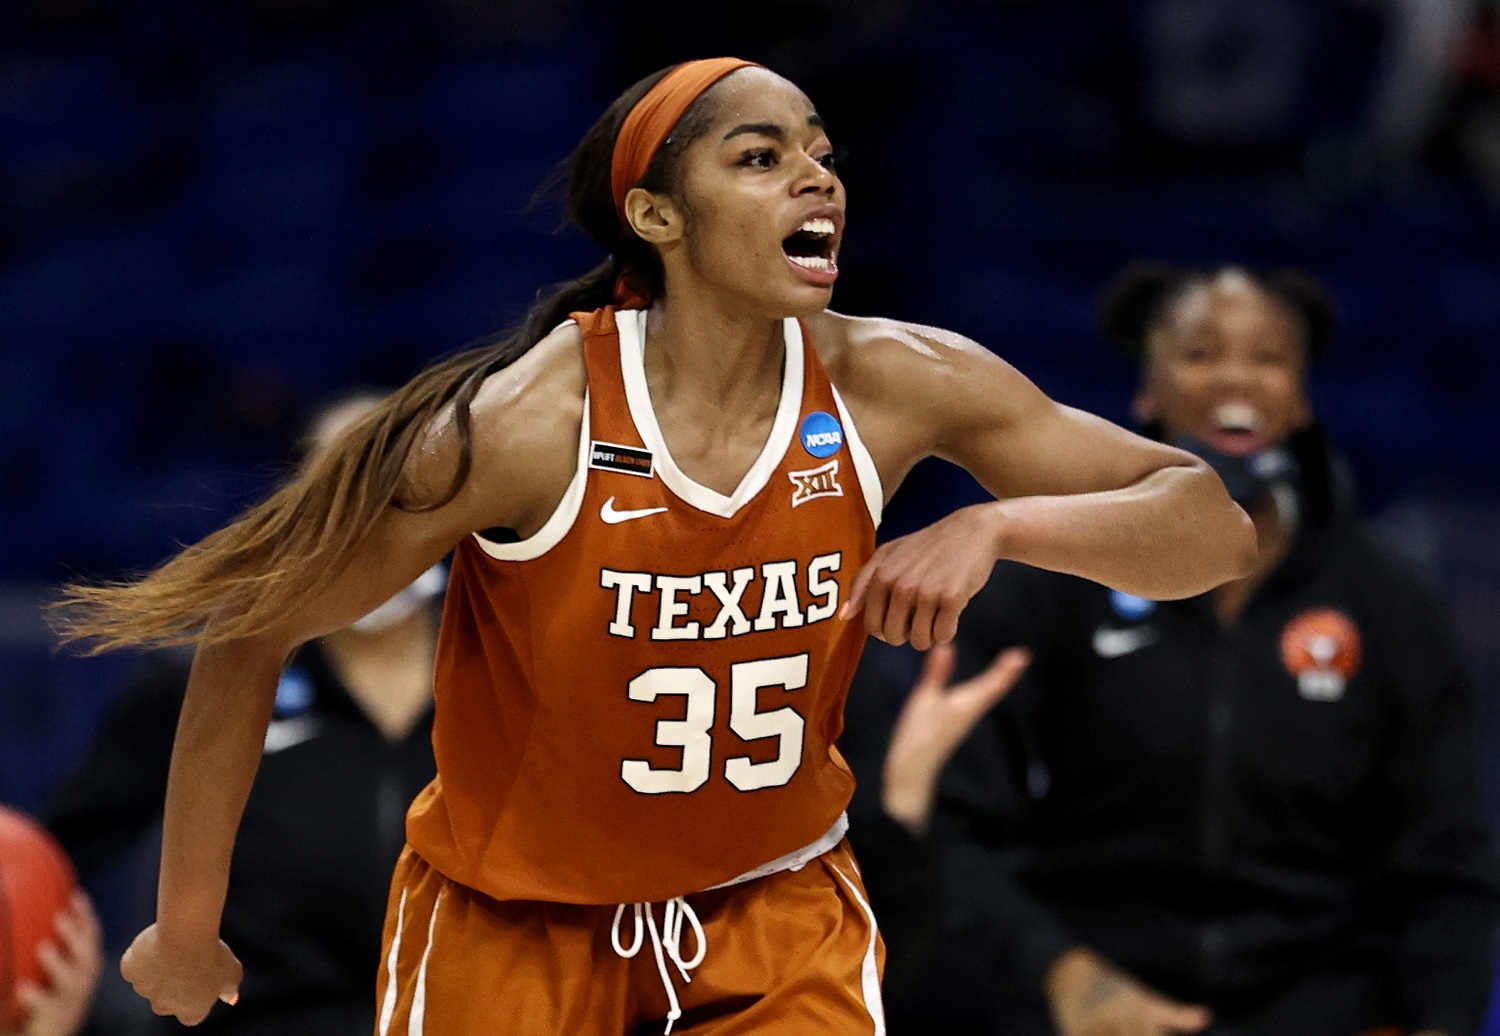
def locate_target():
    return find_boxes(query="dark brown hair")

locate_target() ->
[1098,261,1336,361]
[53,64,731,653]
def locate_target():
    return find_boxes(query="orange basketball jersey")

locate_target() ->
[406,306,881,906]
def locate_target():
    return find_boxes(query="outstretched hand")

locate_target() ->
[1,893,103,1036]
[1048,948,1211,1036]
[120,923,241,1026]
[841,504,1006,649]
[881,642,1030,834]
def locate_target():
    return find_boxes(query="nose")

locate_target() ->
[1211,354,1256,391]
[792,153,836,196]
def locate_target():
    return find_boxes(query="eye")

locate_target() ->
[817,150,839,172]
[738,147,777,169]
[1252,342,1299,368]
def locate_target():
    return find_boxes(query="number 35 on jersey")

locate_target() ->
[622,654,809,795]
[599,553,842,796]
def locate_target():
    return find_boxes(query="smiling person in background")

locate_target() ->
[863,263,1500,1036]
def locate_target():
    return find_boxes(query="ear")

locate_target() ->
[622,187,683,246]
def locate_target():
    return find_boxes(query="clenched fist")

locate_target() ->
[120,924,241,1026]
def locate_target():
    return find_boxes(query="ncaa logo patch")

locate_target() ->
[800,411,844,459]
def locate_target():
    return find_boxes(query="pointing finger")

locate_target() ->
[862,575,893,643]
[840,558,878,621]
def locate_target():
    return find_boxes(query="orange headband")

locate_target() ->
[610,57,759,221]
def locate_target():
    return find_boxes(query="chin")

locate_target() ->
[764,282,835,320]
[705,269,835,321]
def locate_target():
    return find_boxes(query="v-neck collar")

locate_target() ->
[616,307,805,519]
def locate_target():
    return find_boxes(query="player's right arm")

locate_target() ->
[121,326,586,1025]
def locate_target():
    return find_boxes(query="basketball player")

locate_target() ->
[55,61,1254,1034]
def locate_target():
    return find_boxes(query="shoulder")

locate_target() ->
[471,320,588,448]
[807,311,1039,429]
[806,311,1001,395]
[802,311,1048,488]
[402,321,588,534]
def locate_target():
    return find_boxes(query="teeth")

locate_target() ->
[788,254,834,272]
[798,217,835,236]
[1215,402,1259,432]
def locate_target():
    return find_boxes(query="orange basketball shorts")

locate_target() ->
[374,839,886,1035]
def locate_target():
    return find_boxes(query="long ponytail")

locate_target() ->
[53,62,726,653]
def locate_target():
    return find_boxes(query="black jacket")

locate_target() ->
[894,430,1498,1035]
[46,641,436,1036]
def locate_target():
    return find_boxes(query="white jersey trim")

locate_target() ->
[616,307,805,519]
[377,889,406,1036]
[830,860,887,1035]
[830,386,883,527]
[702,812,848,892]
[471,392,589,562]
[407,888,444,1036]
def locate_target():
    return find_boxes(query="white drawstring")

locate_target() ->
[610,897,707,1034]
[603,819,846,1033]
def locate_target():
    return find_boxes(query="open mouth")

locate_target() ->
[1209,402,1263,456]
[782,217,839,276]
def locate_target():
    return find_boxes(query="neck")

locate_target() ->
[320,608,436,741]
[642,290,787,404]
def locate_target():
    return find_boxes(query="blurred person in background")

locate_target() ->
[858,264,1500,1036]
[44,392,444,1036]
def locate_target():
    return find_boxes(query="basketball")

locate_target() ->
[0,805,78,1030]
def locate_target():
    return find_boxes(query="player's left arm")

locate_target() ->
[838,320,1255,648]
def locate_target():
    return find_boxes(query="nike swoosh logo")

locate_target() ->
[1092,625,1157,659]
[264,716,323,755]
[600,497,668,525]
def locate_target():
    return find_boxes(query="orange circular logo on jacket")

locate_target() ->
[1280,608,1361,701]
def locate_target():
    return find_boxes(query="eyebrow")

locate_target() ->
[722,114,827,142]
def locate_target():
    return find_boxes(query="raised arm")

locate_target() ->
[114,327,586,1025]
[829,317,1255,648]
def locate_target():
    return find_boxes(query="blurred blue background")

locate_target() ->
[1,0,1498,1022]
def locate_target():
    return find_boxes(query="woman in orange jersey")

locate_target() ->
[55,59,1255,1035]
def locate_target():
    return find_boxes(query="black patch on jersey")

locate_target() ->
[589,441,654,478]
